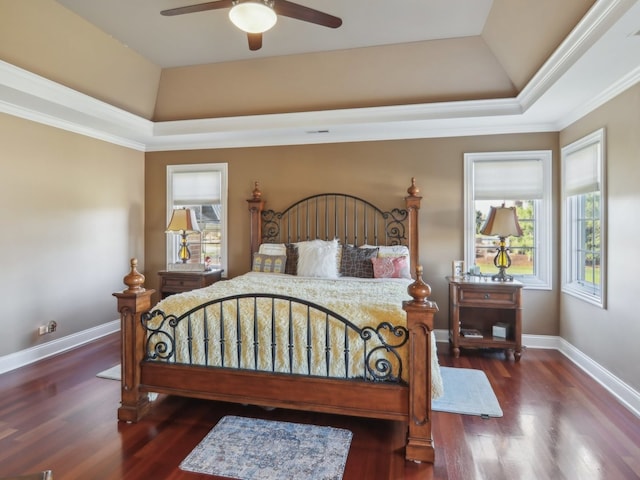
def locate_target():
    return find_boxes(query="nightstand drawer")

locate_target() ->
[458,287,518,306]
[162,276,201,290]
[158,269,223,298]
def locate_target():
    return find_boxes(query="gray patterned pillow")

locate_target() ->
[285,243,298,275]
[340,244,378,278]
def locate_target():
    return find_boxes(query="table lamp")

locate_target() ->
[480,204,523,281]
[166,208,200,263]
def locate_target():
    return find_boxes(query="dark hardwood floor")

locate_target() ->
[0,333,638,479]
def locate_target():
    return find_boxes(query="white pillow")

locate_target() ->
[376,245,411,258]
[258,243,287,256]
[296,239,340,278]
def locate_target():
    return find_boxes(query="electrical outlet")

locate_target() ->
[38,325,47,336]
[48,321,57,333]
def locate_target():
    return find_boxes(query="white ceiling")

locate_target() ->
[55,0,494,67]
[1,0,639,151]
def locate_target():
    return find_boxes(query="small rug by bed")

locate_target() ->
[179,415,352,480]
[96,365,120,380]
[432,366,503,417]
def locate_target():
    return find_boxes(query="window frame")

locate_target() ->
[561,128,606,308]
[464,150,552,290]
[166,163,228,275]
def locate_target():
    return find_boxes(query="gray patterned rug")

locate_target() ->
[179,415,352,480]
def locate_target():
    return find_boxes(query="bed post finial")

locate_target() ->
[407,177,420,197]
[251,181,262,200]
[122,258,145,293]
[407,265,433,304]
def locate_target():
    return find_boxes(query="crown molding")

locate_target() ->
[0,0,638,151]
[518,0,636,112]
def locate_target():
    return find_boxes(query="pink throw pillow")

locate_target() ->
[371,256,410,279]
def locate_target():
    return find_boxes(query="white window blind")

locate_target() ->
[564,143,600,196]
[474,159,544,200]
[173,171,221,205]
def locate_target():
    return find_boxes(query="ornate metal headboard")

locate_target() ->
[260,192,410,246]
[247,179,422,275]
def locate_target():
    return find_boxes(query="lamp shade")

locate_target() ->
[480,205,522,238]
[166,208,201,233]
[229,1,277,33]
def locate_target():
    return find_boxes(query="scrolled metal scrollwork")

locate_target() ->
[361,322,408,383]
[382,208,408,245]
[261,209,283,242]
[141,310,179,361]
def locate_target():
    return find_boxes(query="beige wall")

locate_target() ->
[0,112,144,356]
[560,83,640,390]
[482,0,594,90]
[145,132,559,335]
[0,0,161,119]
[154,37,515,121]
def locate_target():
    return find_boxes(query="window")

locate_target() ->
[561,129,606,307]
[464,151,552,289]
[167,163,228,275]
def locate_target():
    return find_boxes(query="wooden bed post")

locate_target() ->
[405,178,422,279]
[403,265,438,463]
[113,258,154,422]
[247,181,265,264]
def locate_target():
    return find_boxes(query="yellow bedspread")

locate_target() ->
[149,272,443,397]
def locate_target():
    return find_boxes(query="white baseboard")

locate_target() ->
[556,337,640,418]
[0,319,120,375]
[434,329,640,418]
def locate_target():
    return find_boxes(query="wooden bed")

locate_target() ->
[113,179,439,463]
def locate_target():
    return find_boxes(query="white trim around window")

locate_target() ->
[464,150,552,290]
[166,163,228,275]
[561,128,606,308]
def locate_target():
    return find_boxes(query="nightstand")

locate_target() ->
[448,276,523,361]
[158,269,223,298]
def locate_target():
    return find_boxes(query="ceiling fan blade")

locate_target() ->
[248,33,263,51]
[274,0,342,28]
[161,0,234,16]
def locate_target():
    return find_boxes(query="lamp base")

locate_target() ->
[178,232,191,263]
[492,237,514,282]
[491,267,514,282]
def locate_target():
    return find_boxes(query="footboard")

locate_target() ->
[143,293,409,383]
[114,260,438,463]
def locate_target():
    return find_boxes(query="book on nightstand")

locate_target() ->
[460,328,483,338]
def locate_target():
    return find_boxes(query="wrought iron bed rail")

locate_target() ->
[141,293,409,384]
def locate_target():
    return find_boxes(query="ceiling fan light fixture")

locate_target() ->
[229,1,277,34]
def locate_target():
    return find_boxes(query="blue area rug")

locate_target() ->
[179,415,353,480]
[96,365,120,380]
[432,367,503,417]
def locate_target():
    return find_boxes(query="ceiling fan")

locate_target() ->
[161,1,342,51]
